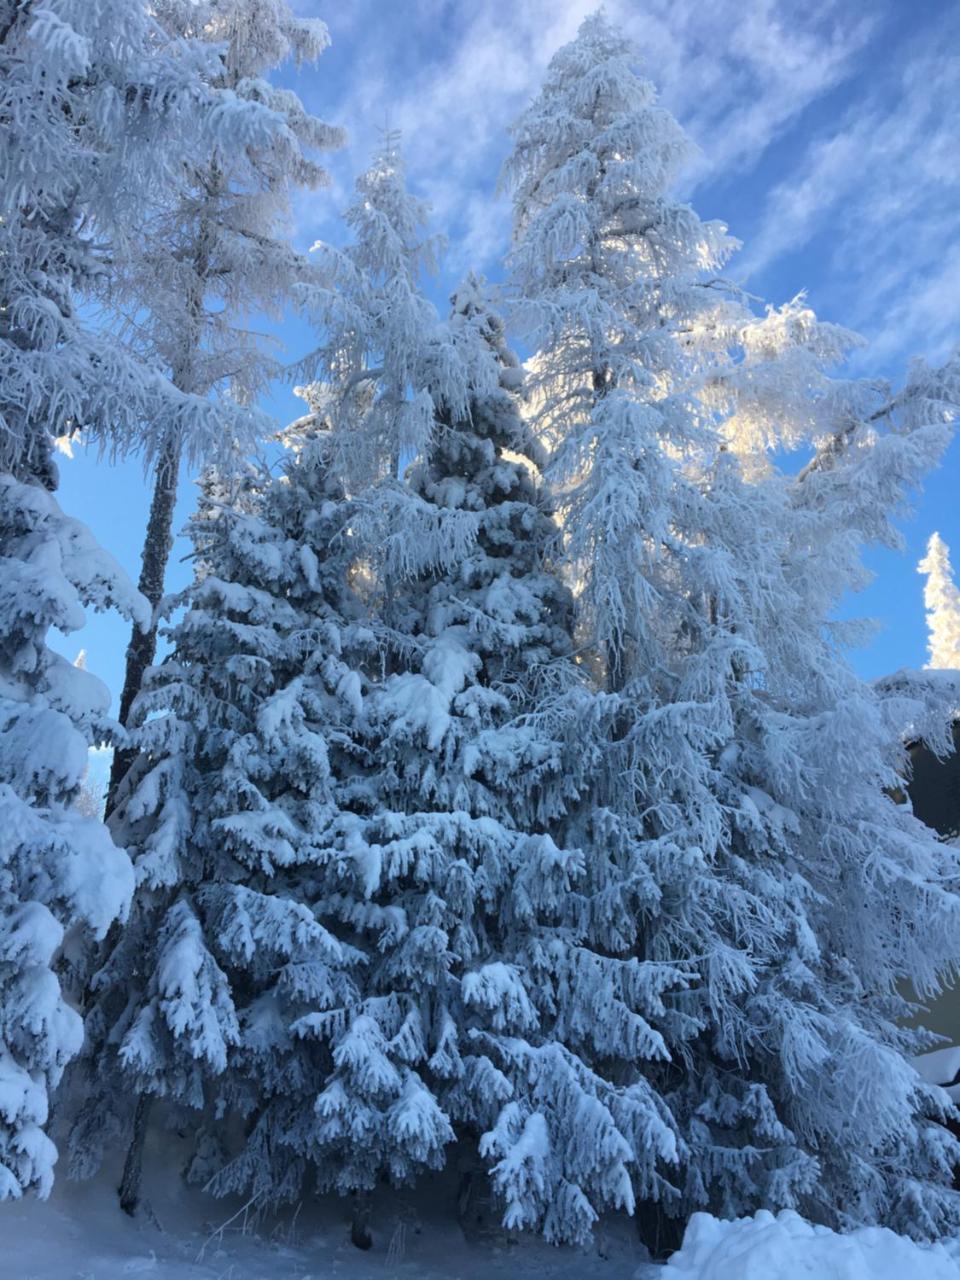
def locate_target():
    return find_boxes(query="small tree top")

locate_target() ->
[919,532,960,672]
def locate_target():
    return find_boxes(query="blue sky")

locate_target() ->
[57,0,960,729]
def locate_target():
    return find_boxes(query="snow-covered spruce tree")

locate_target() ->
[504,11,960,1245]
[301,276,665,1247]
[107,0,345,806]
[301,149,615,1238]
[0,478,141,1199]
[72,432,370,1210]
[0,0,274,1201]
[919,533,960,671]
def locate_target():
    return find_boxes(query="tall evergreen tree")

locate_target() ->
[0,0,281,1200]
[705,347,960,1239]
[72,431,369,1209]
[303,144,638,1237]
[301,132,696,1246]
[107,0,345,806]
[311,274,616,1244]
[72,136,486,1233]
[504,10,960,1246]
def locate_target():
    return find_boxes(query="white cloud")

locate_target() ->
[738,25,960,365]
[865,238,960,368]
[292,0,874,273]
[285,1,956,371]
[616,0,875,187]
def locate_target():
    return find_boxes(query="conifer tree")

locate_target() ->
[302,136,688,1246]
[704,350,960,1240]
[72,432,370,1210]
[306,136,624,1235]
[919,533,960,671]
[0,0,281,1200]
[311,265,676,1245]
[504,10,960,1246]
[107,0,345,805]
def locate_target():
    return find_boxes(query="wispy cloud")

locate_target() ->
[734,20,960,365]
[291,1,874,272]
[283,1,957,372]
[739,35,958,271]
[617,0,875,187]
[296,0,600,276]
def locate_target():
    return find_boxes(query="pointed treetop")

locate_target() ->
[919,532,960,671]
[339,133,442,287]
[300,135,474,487]
[503,8,701,233]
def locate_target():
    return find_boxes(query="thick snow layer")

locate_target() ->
[665,1209,960,1280]
[915,1045,960,1087]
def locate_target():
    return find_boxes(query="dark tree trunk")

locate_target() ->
[118,1094,152,1216]
[106,429,183,813]
[605,640,624,695]
[350,1190,373,1250]
[634,1200,685,1262]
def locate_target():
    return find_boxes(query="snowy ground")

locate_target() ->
[1,1139,653,1280]
[6,1134,960,1280]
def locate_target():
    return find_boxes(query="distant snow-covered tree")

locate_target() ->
[69,656,108,821]
[919,533,960,672]
[107,0,345,805]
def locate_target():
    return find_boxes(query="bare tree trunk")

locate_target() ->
[457,1162,492,1242]
[106,428,183,813]
[106,199,213,814]
[118,1094,152,1216]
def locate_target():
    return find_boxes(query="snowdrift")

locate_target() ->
[666,1209,960,1280]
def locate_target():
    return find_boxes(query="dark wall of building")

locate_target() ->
[908,723,960,840]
